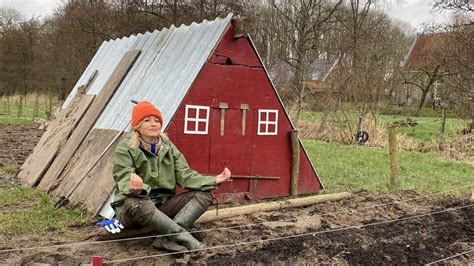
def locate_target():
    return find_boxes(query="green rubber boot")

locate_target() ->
[147,208,202,250]
[152,237,188,252]
[173,198,209,229]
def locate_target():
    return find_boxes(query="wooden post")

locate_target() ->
[219,103,228,136]
[471,186,474,201]
[32,94,39,122]
[388,126,399,186]
[290,130,300,196]
[47,90,53,120]
[16,98,21,118]
[240,104,249,136]
[439,108,446,150]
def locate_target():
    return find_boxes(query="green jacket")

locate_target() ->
[111,135,217,216]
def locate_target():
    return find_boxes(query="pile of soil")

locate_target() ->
[0,124,472,265]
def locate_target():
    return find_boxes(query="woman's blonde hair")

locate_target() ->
[130,121,169,149]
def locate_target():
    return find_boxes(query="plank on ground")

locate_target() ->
[37,49,141,192]
[52,129,126,215]
[17,93,95,187]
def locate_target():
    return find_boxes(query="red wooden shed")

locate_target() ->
[168,26,323,201]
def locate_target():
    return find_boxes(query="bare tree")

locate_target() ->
[316,1,413,143]
[0,7,23,36]
[267,0,342,126]
[433,3,473,123]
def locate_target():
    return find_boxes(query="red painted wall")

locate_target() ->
[167,26,321,201]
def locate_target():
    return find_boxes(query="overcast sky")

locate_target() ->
[1,0,453,31]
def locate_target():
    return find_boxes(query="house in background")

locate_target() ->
[270,56,339,107]
[400,32,449,107]
[18,14,323,219]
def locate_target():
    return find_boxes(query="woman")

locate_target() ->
[111,100,232,251]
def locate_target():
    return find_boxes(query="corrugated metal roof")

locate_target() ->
[64,14,233,132]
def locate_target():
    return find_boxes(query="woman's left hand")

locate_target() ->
[215,167,232,184]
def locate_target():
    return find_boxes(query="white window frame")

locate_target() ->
[257,109,278,136]
[184,105,210,135]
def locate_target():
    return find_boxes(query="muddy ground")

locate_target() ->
[0,124,472,265]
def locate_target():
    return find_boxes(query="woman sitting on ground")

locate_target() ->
[111,100,232,251]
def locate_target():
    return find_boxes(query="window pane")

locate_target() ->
[198,109,208,119]
[187,107,197,118]
[268,112,276,121]
[187,121,196,132]
[198,121,207,132]
[267,124,276,133]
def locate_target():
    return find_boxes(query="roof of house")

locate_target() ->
[270,57,338,85]
[64,14,233,132]
[402,32,448,71]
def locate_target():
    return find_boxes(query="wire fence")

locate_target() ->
[104,204,474,264]
[0,183,472,256]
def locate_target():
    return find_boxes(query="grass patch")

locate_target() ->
[301,111,466,145]
[376,115,465,144]
[0,186,92,236]
[304,140,473,195]
[1,165,18,175]
[0,100,52,125]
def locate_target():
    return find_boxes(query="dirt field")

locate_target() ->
[0,124,472,265]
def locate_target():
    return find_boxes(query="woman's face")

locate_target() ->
[137,116,161,139]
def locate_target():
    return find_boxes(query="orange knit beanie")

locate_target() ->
[131,101,164,129]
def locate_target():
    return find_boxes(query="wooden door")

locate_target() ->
[209,106,254,200]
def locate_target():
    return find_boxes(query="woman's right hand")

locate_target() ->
[215,167,232,184]
[130,173,144,194]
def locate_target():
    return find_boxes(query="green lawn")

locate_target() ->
[376,115,465,144]
[301,111,467,145]
[0,186,92,237]
[0,100,52,125]
[303,140,473,195]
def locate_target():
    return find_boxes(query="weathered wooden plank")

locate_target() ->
[37,49,141,191]
[17,93,95,187]
[52,129,126,215]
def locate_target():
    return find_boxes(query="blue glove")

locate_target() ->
[96,219,124,234]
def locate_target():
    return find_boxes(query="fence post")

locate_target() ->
[47,90,53,120]
[32,94,39,122]
[388,126,399,187]
[439,108,446,150]
[6,96,10,114]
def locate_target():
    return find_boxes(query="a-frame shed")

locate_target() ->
[17,14,323,219]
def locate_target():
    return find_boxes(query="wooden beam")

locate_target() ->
[231,175,279,180]
[197,192,352,223]
[52,129,126,215]
[37,50,141,192]
[17,93,95,187]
